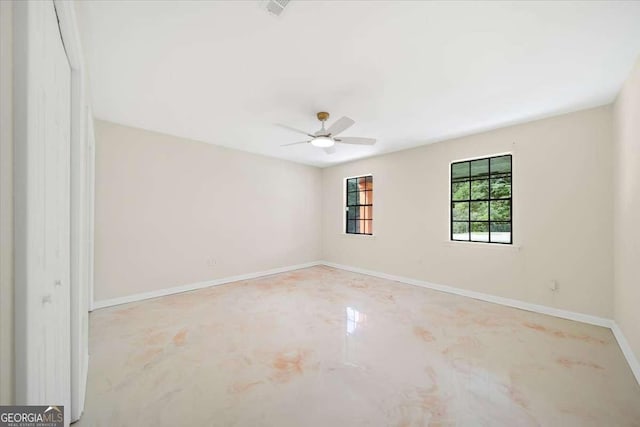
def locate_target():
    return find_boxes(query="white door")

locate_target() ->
[14,1,71,424]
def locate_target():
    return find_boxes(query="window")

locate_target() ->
[345,175,373,235]
[451,154,512,244]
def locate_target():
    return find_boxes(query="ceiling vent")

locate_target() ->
[261,0,290,17]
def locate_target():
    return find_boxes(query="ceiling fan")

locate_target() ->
[279,112,376,154]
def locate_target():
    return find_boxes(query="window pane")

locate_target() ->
[347,220,356,233]
[347,191,358,206]
[363,206,373,220]
[452,181,470,201]
[490,176,511,199]
[365,190,373,205]
[470,201,488,220]
[452,221,469,241]
[471,179,489,200]
[347,207,356,220]
[358,206,366,220]
[452,162,469,180]
[352,220,372,234]
[452,202,469,221]
[347,178,358,192]
[358,177,367,190]
[470,158,489,179]
[365,176,373,190]
[470,222,489,242]
[490,222,511,243]
[490,155,511,175]
[490,200,511,221]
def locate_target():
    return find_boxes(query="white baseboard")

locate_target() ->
[91,261,322,310]
[321,261,640,386]
[320,261,612,328]
[92,260,609,327]
[90,259,639,386]
[611,322,640,385]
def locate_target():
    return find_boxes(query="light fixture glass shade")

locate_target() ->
[310,136,334,148]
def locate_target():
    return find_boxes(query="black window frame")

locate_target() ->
[450,154,512,245]
[345,175,373,235]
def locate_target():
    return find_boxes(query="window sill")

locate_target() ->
[341,233,377,239]
[443,240,521,250]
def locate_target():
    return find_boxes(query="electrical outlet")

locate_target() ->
[208,258,217,267]
[549,280,559,292]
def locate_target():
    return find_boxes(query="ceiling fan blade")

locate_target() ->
[280,140,309,147]
[335,137,376,145]
[326,116,355,136]
[276,123,315,138]
[323,146,336,155]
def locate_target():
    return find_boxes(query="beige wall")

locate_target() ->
[322,106,613,318]
[94,120,322,302]
[97,105,619,320]
[613,59,640,360]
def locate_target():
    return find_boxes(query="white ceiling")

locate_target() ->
[76,1,640,167]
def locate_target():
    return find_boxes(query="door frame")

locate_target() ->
[12,1,93,422]
[53,1,94,422]
[0,0,15,406]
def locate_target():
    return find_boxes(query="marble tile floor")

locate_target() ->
[76,266,640,426]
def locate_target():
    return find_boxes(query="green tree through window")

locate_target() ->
[451,155,512,244]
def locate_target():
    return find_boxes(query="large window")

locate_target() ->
[451,154,512,244]
[346,175,373,235]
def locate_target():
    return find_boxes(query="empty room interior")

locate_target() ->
[3,1,640,426]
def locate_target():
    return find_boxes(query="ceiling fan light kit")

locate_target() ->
[311,136,334,148]
[279,111,376,154]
